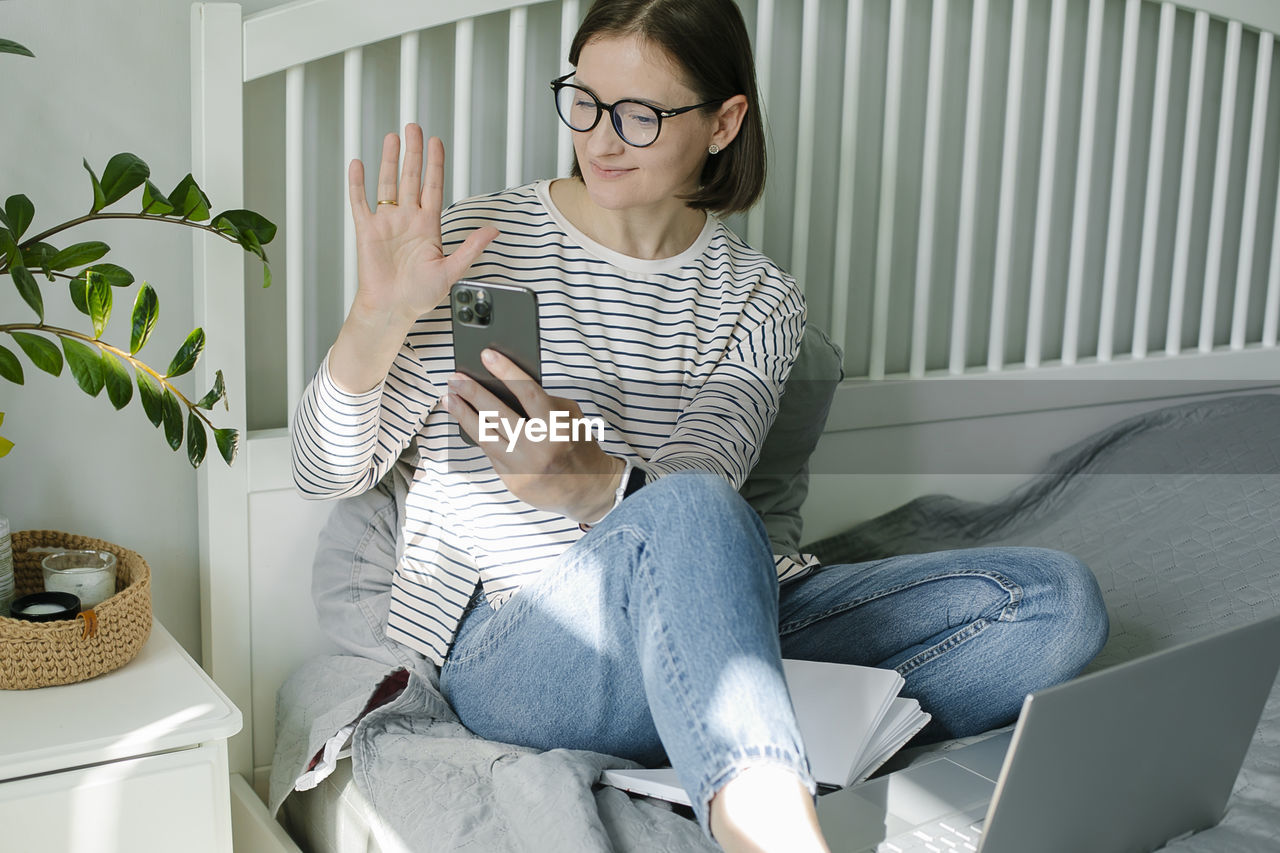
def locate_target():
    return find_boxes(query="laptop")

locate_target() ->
[817,612,1280,853]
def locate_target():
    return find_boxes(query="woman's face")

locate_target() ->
[569,35,718,213]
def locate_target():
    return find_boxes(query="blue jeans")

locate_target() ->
[438,471,1109,836]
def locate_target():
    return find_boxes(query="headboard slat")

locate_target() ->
[911,0,949,379]
[988,0,1029,371]
[506,8,529,189]
[1026,0,1069,370]
[1266,139,1280,348]
[453,20,475,201]
[1062,0,1108,367]
[1098,0,1144,364]
[399,33,420,135]
[948,0,988,377]
[789,0,821,296]
[1233,32,1274,351]
[556,0,579,176]
[830,0,864,363]
[869,0,909,381]
[1198,20,1243,353]
[1133,2,1178,360]
[1167,10,1211,358]
[746,0,774,251]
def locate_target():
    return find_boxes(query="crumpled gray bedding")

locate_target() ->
[272,392,1280,853]
[807,391,1280,852]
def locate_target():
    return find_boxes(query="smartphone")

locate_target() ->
[449,280,542,446]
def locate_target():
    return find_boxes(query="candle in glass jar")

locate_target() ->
[41,550,117,609]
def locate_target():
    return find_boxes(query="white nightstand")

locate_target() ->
[0,619,242,852]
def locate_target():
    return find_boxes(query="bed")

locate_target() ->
[186,0,1280,850]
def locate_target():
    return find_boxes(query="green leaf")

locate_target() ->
[0,344,23,384]
[73,268,125,321]
[11,265,43,322]
[4,195,33,240]
[11,332,61,376]
[79,263,134,288]
[62,337,104,397]
[0,39,35,58]
[141,181,174,215]
[0,228,17,267]
[168,174,210,221]
[50,241,110,270]
[165,327,205,378]
[88,278,112,338]
[214,427,239,465]
[161,388,183,450]
[195,369,226,410]
[0,435,12,457]
[186,411,207,468]
[130,283,158,354]
[69,278,89,315]
[135,368,164,427]
[20,242,57,278]
[83,158,106,214]
[99,153,149,208]
[101,350,132,410]
[262,262,272,289]
[212,209,278,246]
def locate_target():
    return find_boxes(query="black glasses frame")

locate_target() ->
[549,73,724,148]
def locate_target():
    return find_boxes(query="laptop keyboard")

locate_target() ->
[871,809,987,852]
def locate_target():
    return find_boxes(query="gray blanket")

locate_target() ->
[273,392,1280,852]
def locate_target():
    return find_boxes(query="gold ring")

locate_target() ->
[377,199,398,206]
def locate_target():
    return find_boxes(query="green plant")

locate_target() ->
[0,36,274,466]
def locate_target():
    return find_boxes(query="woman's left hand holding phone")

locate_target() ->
[329,124,498,394]
[444,349,625,525]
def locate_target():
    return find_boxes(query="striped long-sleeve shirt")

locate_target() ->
[292,180,814,665]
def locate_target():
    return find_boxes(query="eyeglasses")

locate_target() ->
[550,73,724,148]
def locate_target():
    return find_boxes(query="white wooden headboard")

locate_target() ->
[190,0,1280,820]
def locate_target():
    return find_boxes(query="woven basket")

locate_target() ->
[0,530,152,690]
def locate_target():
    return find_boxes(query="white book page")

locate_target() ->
[850,697,932,785]
[782,659,904,788]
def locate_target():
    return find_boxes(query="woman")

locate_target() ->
[292,0,1109,850]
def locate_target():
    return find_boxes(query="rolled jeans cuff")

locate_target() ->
[693,744,817,839]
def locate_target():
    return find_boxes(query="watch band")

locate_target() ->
[623,462,646,498]
[579,457,644,532]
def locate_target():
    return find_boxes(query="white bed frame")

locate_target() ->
[190,0,1280,847]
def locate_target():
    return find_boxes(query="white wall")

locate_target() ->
[0,0,217,658]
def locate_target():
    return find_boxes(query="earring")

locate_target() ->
[708,144,720,155]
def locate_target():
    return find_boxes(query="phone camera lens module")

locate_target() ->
[456,289,474,305]
[458,307,474,323]
[473,301,491,319]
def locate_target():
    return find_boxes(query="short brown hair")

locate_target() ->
[566,0,767,215]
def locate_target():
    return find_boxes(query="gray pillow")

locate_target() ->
[738,323,845,555]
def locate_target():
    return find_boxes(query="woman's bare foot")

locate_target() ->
[709,765,832,853]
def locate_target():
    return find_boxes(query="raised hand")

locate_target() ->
[329,125,497,393]
[347,125,497,323]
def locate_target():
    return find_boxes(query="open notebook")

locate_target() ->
[601,659,931,806]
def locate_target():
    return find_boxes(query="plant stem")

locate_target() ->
[0,323,216,431]
[3,212,238,273]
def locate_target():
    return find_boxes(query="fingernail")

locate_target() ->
[482,349,497,364]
